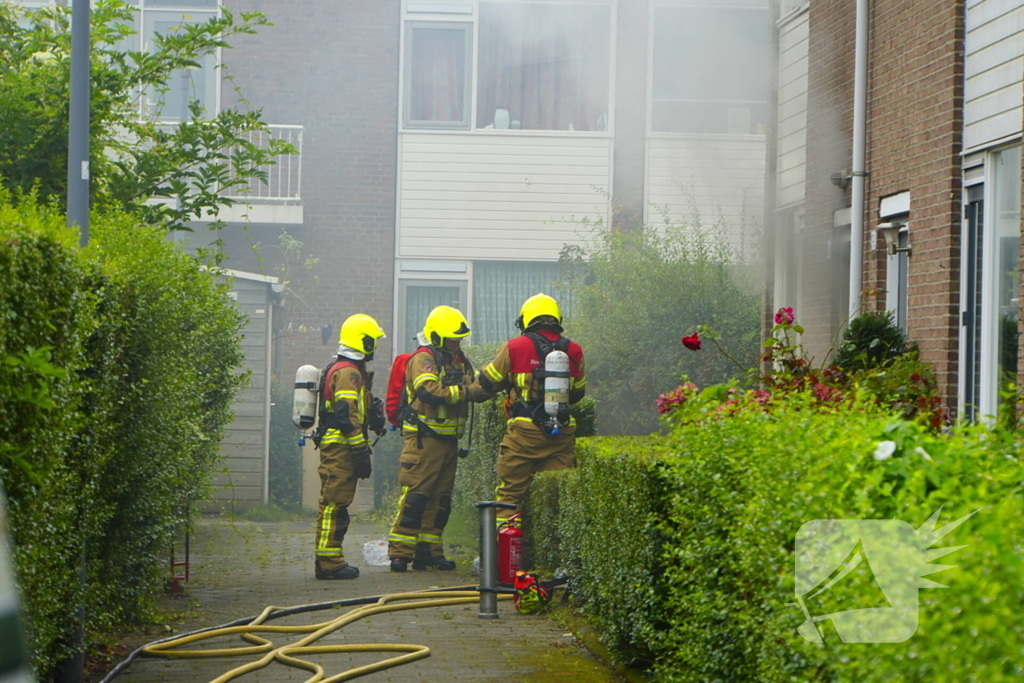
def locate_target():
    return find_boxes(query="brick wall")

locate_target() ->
[803,0,963,405]
[862,0,964,406]
[223,0,400,382]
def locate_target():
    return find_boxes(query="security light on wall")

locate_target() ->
[876,222,911,256]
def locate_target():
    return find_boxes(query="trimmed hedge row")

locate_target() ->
[526,394,1023,682]
[0,195,245,678]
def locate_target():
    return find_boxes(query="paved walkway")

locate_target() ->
[109,516,621,683]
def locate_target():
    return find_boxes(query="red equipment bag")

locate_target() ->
[384,352,412,428]
[513,571,552,615]
[385,346,434,428]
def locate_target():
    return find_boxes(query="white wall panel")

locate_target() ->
[398,133,611,261]
[776,8,809,208]
[646,135,766,255]
[965,1,1024,150]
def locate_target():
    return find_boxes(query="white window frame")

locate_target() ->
[12,0,225,120]
[393,265,472,356]
[402,20,475,130]
[140,5,222,121]
[977,143,1022,421]
[398,0,615,137]
[646,0,772,139]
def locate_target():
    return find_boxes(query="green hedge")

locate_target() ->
[527,394,1023,682]
[0,194,245,678]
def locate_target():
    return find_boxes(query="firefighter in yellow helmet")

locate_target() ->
[313,313,387,580]
[474,294,586,522]
[387,305,486,571]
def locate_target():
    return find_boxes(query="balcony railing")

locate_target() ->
[222,124,303,204]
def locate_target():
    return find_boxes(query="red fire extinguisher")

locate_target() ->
[497,513,523,585]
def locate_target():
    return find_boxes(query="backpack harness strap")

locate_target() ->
[509,333,572,433]
[401,347,473,448]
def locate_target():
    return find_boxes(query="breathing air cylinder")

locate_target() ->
[543,350,570,435]
[292,364,320,429]
[498,513,524,585]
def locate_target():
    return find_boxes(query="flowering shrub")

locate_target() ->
[655,382,698,414]
[664,308,950,430]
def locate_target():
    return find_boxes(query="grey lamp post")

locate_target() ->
[60,5,90,681]
[67,0,90,247]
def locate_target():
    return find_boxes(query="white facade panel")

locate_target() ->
[965,1,1024,150]
[398,133,611,261]
[775,9,808,209]
[647,135,766,255]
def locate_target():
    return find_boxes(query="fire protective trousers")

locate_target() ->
[387,434,458,560]
[315,443,358,571]
[496,419,576,521]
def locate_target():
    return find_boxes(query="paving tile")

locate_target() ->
[110,517,618,683]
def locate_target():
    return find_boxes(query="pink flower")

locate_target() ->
[681,333,701,351]
[774,307,795,326]
[656,383,697,414]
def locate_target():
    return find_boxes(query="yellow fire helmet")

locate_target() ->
[423,305,471,347]
[338,313,386,356]
[516,293,562,332]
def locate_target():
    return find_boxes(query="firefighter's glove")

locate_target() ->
[557,404,571,426]
[368,397,387,436]
[441,371,464,387]
[351,444,373,480]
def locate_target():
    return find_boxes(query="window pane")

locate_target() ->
[652,7,770,134]
[473,261,565,344]
[993,146,1021,412]
[477,3,610,131]
[144,0,218,7]
[963,190,984,421]
[145,13,217,119]
[407,25,468,125]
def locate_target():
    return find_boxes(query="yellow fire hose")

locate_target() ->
[137,589,511,683]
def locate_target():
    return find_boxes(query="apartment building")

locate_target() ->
[390,0,770,350]
[767,0,1023,420]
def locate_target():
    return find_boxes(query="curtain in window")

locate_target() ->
[473,261,566,344]
[476,4,610,131]
[409,27,466,123]
[403,285,463,353]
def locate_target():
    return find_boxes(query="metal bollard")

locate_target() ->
[475,501,515,618]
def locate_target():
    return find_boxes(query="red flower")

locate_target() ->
[774,307,795,325]
[681,333,701,351]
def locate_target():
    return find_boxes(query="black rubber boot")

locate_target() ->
[315,564,360,580]
[412,556,456,571]
[390,557,410,572]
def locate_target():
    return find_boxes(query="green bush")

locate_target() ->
[834,311,911,372]
[526,393,1023,682]
[561,212,761,435]
[0,194,245,678]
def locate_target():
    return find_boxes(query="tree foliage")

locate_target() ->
[560,209,761,435]
[0,0,293,231]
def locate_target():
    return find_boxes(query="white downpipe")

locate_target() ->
[850,0,869,319]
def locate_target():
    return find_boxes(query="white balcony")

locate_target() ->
[220,124,304,225]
